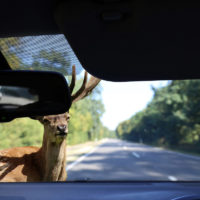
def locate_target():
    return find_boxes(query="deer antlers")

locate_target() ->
[69,65,101,103]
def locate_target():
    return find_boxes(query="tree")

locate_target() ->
[0,118,43,149]
[0,38,22,69]
[21,49,71,75]
[68,79,105,144]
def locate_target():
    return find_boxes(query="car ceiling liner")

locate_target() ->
[55,1,200,82]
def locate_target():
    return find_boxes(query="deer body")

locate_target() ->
[0,146,41,182]
[0,114,69,182]
[0,65,101,182]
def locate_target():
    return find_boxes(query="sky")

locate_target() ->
[100,80,169,130]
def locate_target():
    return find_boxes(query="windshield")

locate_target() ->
[0,36,200,182]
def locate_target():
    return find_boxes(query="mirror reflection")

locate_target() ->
[0,86,38,106]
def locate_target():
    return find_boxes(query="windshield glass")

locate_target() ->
[0,34,83,75]
[0,36,200,182]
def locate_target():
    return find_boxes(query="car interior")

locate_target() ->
[0,1,200,200]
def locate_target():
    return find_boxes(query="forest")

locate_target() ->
[116,80,200,154]
[0,37,115,149]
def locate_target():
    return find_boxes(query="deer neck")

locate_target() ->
[40,129,66,181]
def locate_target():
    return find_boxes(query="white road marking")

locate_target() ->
[168,176,178,181]
[132,152,140,158]
[123,146,127,150]
[66,144,102,171]
[171,195,196,200]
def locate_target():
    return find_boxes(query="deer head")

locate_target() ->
[36,113,70,143]
[34,65,101,143]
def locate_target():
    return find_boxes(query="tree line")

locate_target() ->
[116,80,200,153]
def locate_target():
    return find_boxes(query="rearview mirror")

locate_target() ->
[0,70,71,122]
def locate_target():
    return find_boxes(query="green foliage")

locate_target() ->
[67,81,112,144]
[21,50,71,75]
[116,80,200,153]
[0,38,22,69]
[0,118,43,149]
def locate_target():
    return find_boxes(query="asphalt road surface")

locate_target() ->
[66,139,200,181]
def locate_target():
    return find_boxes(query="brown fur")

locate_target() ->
[0,113,70,182]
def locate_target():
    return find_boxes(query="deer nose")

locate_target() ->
[57,125,66,133]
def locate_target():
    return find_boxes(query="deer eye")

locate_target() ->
[67,116,70,121]
[43,119,49,124]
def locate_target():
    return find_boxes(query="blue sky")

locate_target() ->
[100,80,169,130]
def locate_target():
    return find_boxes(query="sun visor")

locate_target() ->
[55,1,200,81]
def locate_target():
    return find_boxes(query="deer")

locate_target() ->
[0,65,101,182]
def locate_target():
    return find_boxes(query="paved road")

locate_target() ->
[66,139,200,181]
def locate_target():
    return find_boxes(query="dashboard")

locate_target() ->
[0,182,200,200]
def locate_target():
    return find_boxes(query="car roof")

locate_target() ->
[1,1,200,81]
[0,0,59,37]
